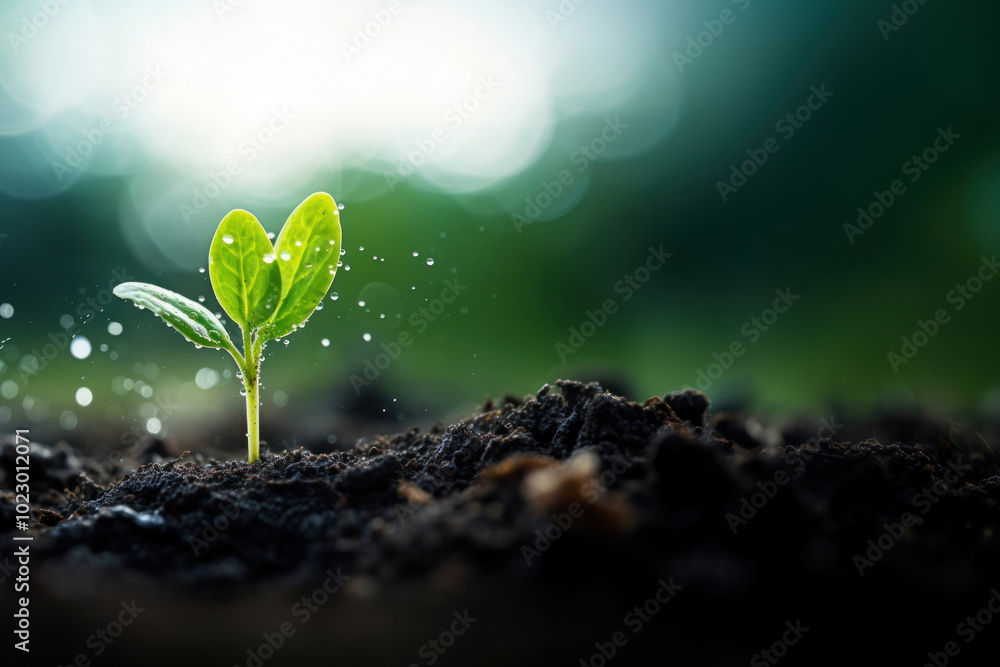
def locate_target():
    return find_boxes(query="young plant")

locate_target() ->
[113,192,342,463]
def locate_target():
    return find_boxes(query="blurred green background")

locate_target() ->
[1,0,999,452]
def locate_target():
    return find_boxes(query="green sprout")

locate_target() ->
[113,192,343,463]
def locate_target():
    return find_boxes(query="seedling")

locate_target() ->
[113,192,342,463]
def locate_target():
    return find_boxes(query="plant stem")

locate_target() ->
[243,331,260,464]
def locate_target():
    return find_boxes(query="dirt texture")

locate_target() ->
[3,380,1000,666]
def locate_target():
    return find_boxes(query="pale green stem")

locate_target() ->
[243,330,261,464]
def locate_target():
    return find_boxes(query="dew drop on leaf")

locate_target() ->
[321,338,330,347]
[263,254,276,264]
[363,333,371,342]
[280,251,292,261]
[222,235,234,244]
[330,293,339,301]
[426,258,435,266]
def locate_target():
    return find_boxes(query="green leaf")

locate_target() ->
[209,209,281,332]
[263,192,342,339]
[113,281,241,358]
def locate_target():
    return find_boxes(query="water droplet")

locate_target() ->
[340,248,346,256]
[0,303,13,319]
[412,251,419,257]
[75,387,93,407]
[280,251,292,261]
[107,322,123,336]
[329,240,336,245]
[338,204,345,210]
[70,336,92,359]
[344,265,351,271]
[321,338,330,347]
[263,254,276,264]
[222,234,234,244]
[426,258,435,266]
[198,267,206,274]
[358,300,366,307]
[295,241,303,247]
[330,293,339,301]
[267,232,275,239]
[198,296,206,303]
[359,245,365,251]
[363,333,371,342]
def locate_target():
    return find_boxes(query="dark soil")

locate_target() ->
[4,380,1000,666]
